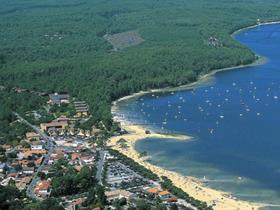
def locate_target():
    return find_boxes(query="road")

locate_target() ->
[13,112,55,199]
[96,150,107,184]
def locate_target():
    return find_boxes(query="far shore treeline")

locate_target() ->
[1,0,280,136]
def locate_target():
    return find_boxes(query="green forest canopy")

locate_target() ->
[1,0,280,131]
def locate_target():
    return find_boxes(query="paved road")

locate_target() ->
[13,112,55,199]
[96,150,107,184]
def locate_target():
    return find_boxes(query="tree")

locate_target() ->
[83,185,107,208]
[135,200,151,210]
[38,172,46,180]
[7,151,17,159]
[0,185,22,210]
[24,198,64,210]
[27,162,35,167]
[0,146,5,155]
[152,204,167,210]
[14,164,23,172]
[170,204,178,210]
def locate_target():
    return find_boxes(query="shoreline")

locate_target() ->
[114,20,280,105]
[109,21,280,210]
[108,123,262,210]
[113,54,267,106]
[231,20,280,37]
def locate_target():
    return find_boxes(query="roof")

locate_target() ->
[105,190,132,198]
[74,101,86,105]
[36,180,50,191]
[22,167,34,171]
[56,116,69,122]
[18,159,31,165]
[74,165,83,172]
[72,198,85,205]
[23,149,47,157]
[76,107,89,112]
[34,157,43,165]
[7,172,17,177]
[49,93,70,104]
[158,191,170,196]
[167,197,178,202]
[75,104,88,108]
[2,144,11,149]
[31,141,43,145]
[0,163,7,169]
[80,155,92,160]
[71,153,81,160]
[26,132,40,139]
[21,176,32,184]
[147,188,160,194]
[41,121,68,128]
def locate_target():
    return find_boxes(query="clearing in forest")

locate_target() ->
[104,30,144,50]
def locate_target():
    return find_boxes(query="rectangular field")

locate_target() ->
[104,31,144,50]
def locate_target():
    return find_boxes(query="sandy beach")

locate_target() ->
[108,123,262,210]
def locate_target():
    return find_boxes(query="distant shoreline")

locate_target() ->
[113,37,269,106]
[112,53,267,108]
[113,21,280,106]
[110,21,280,210]
[231,20,280,37]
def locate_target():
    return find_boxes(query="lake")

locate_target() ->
[115,24,280,209]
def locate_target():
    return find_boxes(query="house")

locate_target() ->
[40,120,68,131]
[146,187,160,194]
[67,197,87,210]
[56,116,69,123]
[105,190,133,202]
[22,149,47,158]
[41,165,52,174]
[74,101,89,117]
[49,93,70,105]
[31,141,43,150]
[80,155,94,165]
[77,129,85,137]
[91,127,102,136]
[18,159,32,167]
[71,197,86,206]
[48,149,65,164]
[22,167,35,175]
[158,191,172,201]
[2,144,12,152]
[7,172,18,178]
[71,153,81,160]
[26,132,40,141]
[167,197,178,203]
[0,163,8,173]
[16,176,32,191]
[35,180,51,197]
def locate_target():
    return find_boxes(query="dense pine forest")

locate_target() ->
[1,0,280,133]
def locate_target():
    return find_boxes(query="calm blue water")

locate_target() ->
[116,24,280,207]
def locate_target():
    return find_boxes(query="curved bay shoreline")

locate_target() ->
[109,21,280,210]
[108,124,261,210]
